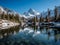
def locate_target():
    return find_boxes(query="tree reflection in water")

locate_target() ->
[0,26,20,39]
[0,26,60,45]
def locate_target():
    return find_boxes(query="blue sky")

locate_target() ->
[0,0,60,14]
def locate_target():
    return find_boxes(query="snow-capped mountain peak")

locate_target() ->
[0,6,4,11]
[0,6,7,14]
[28,8,36,14]
[28,8,40,15]
[0,6,18,15]
[23,8,40,19]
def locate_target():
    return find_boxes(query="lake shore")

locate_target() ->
[0,19,20,30]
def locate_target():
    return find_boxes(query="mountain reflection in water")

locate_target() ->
[0,26,60,45]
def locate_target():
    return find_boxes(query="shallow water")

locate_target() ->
[0,26,60,45]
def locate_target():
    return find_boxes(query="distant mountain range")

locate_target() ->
[0,6,60,19]
[23,6,60,19]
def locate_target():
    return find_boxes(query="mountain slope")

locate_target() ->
[0,6,18,15]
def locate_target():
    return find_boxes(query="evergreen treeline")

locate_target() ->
[0,12,20,23]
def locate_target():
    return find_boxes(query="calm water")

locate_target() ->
[0,26,60,45]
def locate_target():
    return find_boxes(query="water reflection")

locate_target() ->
[0,26,60,45]
[0,26,20,39]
